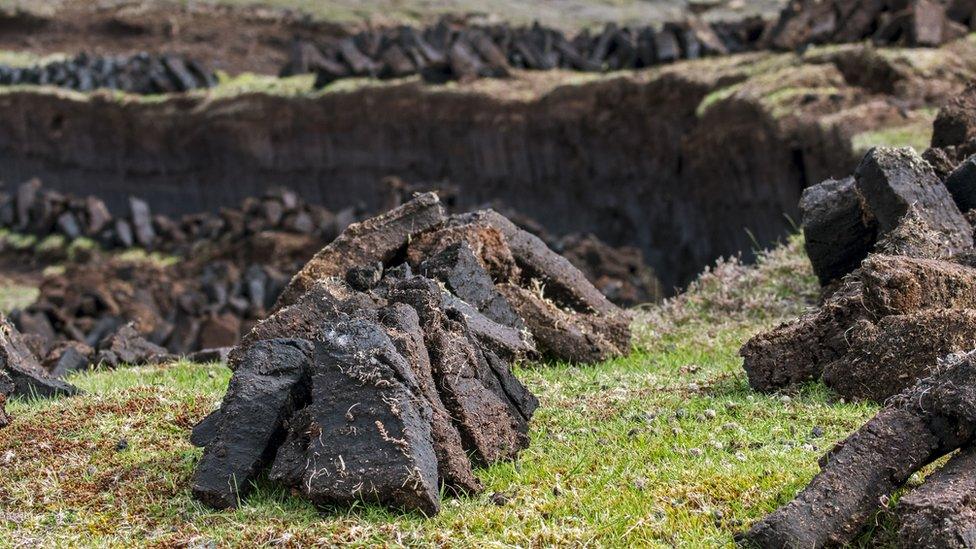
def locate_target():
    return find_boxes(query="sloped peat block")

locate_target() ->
[740,93,976,546]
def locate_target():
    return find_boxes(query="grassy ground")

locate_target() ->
[0,234,902,546]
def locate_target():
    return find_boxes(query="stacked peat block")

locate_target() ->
[0,52,217,95]
[190,193,631,514]
[0,313,79,428]
[739,96,976,545]
[764,0,975,50]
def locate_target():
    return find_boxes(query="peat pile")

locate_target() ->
[10,256,293,374]
[0,52,217,95]
[283,0,974,86]
[0,313,80,428]
[739,92,976,545]
[740,352,976,547]
[190,193,630,514]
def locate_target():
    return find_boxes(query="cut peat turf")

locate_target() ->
[0,235,890,546]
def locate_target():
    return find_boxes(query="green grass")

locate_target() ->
[0,235,889,546]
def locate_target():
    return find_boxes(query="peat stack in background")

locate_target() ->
[0,52,217,95]
[0,179,350,258]
[764,0,974,50]
[190,193,630,514]
[555,233,664,307]
[281,16,743,87]
[742,145,976,402]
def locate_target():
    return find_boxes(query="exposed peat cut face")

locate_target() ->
[190,194,630,514]
[3,36,975,290]
[740,86,976,547]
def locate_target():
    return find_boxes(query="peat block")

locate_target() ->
[855,147,972,256]
[897,443,976,548]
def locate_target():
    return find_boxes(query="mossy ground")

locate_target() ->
[0,235,910,547]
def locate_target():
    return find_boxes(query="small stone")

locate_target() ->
[689,447,704,457]
[810,426,824,438]
[704,409,717,419]
[115,438,129,452]
[490,492,511,506]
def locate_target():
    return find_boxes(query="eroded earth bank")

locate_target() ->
[1,39,973,288]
